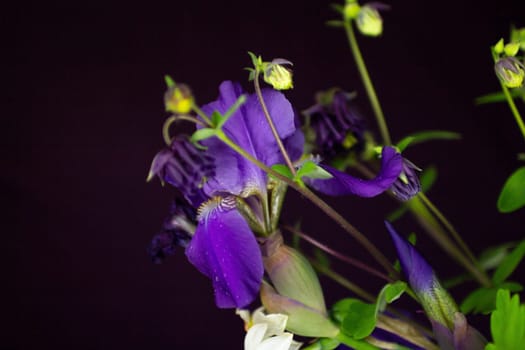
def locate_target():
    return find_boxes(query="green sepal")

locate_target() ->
[295,161,333,181]
[493,38,505,54]
[486,289,525,349]
[191,128,216,142]
[493,239,525,284]
[475,88,524,105]
[211,111,222,127]
[395,130,461,152]
[271,164,294,180]
[164,74,175,88]
[375,281,407,314]
[247,51,263,71]
[497,166,525,213]
[504,42,520,57]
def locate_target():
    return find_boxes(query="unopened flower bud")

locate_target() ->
[494,56,525,88]
[263,59,293,90]
[164,83,194,114]
[259,232,338,337]
[344,1,361,20]
[356,5,383,36]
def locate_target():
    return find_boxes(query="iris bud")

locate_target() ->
[164,83,194,114]
[344,0,361,20]
[356,5,383,37]
[494,57,525,88]
[263,59,293,90]
[260,232,338,337]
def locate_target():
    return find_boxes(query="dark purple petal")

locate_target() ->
[200,81,296,196]
[390,158,421,201]
[185,197,264,308]
[148,137,215,207]
[307,146,402,197]
[385,221,434,294]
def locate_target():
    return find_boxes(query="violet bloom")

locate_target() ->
[386,222,486,350]
[390,158,421,201]
[303,88,366,157]
[149,81,303,308]
[307,146,403,198]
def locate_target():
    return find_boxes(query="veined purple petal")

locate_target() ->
[385,221,434,294]
[307,146,402,197]
[200,81,297,197]
[390,158,421,201]
[185,197,264,308]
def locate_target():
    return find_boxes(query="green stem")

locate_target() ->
[344,20,391,146]
[191,104,213,126]
[253,71,297,176]
[492,50,525,143]
[407,197,492,287]
[215,130,398,277]
[162,115,206,145]
[417,192,478,265]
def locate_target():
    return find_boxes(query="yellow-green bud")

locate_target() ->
[495,56,525,88]
[164,83,194,114]
[504,42,520,57]
[356,5,383,37]
[263,59,293,90]
[344,3,361,20]
[510,26,525,51]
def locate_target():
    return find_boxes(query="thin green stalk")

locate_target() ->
[253,71,297,176]
[343,20,391,146]
[417,192,478,265]
[492,50,525,143]
[407,197,492,287]
[310,259,375,302]
[162,115,206,145]
[215,129,398,277]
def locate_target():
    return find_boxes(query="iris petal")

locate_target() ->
[200,81,297,197]
[307,146,403,197]
[185,197,264,308]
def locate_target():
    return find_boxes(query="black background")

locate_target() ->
[5,0,525,349]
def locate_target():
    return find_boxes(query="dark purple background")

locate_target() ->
[6,0,524,349]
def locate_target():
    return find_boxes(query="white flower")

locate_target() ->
[237,307,302,350]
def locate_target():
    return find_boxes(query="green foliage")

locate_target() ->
[164,74,175,88]
[271,164,294,180]
[493,240,525,284]
[190,128,216,142]
[332,298,376,339]
[301,337,341,350]
[497,167,525,213]
[395,130,461,152]
[485,289,525,349]
[375,281,406,314]
[296,161,333,181]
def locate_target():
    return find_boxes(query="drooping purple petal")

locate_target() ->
[147,137,215,206]
[307,146,403,197]
[385,221,434,294]
[390,158,421,201]
[185,196,264,308]
[200,81,297,197]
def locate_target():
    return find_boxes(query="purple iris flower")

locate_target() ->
[149,80,303,309]
[307,146,403,197]
[148,199,196,264]
[303,88,366,157]
[390,158,421,201]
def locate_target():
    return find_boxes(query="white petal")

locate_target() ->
[245,323,268,350]
[289,340,303,350]
[252,311,288,336]
[236,309,251,325]
[258,333,293,350]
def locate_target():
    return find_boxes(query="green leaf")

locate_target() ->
[271,164,294,180]
[301,338,341,350]
[164,74,175,88]
[493,240,525,284]
[375,281,406,314]
[326,20,344,27]
[487,289,525,349]
[190,128,216,142]
[475,88,524,105]
[336,332,379,350]
[497,167,525,213]
[460,282,524,314]
[217,95,246,128]
[339,299,377,339]
[313,248,331,270]
[478,242,515,271]
[296,161,333,181]
[396,130,461,152]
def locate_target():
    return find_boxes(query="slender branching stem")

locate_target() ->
[162,115,206,145]
[283,224,393,282]
[343,20,391,146]
[215,130,398,277]
[253,71,297,176]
